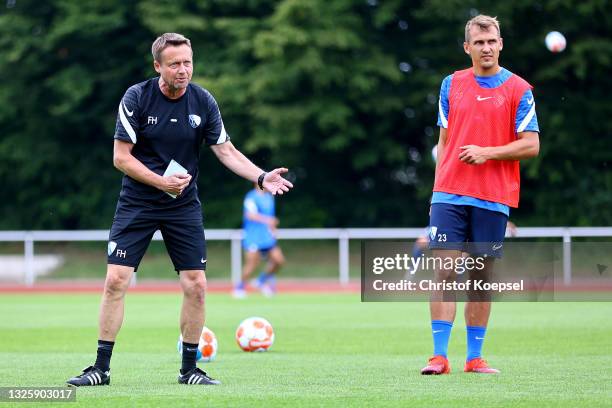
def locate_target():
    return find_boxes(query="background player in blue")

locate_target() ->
[66,33,293,387]
[233,184,285,298]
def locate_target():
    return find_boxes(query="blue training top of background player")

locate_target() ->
[434,68,540,216]
[242,189,276,251]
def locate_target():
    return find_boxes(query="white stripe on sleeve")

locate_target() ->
[118,102,137,143]
[517,102,536,133]
[216,122,228,144]
[438,97,448,128]
[244,199,258,214]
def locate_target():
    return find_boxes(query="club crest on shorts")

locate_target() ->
[429,226,438,241]
[108,241,117,256]
[188,114,201,128]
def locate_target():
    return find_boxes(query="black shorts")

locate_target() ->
[107,202,207,272]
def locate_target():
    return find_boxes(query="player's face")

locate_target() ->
[154,44,193,91]
[464,26,503,72]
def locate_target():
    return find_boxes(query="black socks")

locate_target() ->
[94,339,115,372]
[181,342,199,375]
[94,339,199,375]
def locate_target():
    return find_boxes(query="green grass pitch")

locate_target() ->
[1,293,611,407]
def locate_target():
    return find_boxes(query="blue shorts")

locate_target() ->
[243,242,276,256]
[107,202,207,273]
[428,203,508,257]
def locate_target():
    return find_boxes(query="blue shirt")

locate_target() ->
[433,68,539,215]
[242,189,276,250]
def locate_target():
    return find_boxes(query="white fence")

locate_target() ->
[1,227,611,286]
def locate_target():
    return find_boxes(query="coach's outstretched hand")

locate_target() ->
[263,168,293,195]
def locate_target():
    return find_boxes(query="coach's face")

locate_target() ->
[154,44,193,91]
[464,26,503,71]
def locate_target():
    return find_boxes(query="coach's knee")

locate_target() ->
[182,272,207,304]
[104,268,132,298]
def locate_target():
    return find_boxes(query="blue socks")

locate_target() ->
[237,272,275,290]
[431,320,453,358]
[256,271,272,286]
[431,321,488,360]
[466,326,486,361]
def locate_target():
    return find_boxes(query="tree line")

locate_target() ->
[0,0,610,229]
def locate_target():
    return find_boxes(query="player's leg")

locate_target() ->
[176,269,218,384]
[257,246,284,296]
[405,235,429,278]
[423,248,461,374]
[99,264,134,342]
[463,206,507,374]
[266,246,285,274]
[463,258,499,373]
[243,250,262,281]
[67,214,155,386]
[422,203,469,375]
[178,271,206,343]
[179,269,206,369]
[161,216,219,384]
[94,264,135,377]
[234,249,261,298]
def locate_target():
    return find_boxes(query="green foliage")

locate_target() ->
[0,0,610,228]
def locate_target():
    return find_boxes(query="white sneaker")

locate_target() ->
[232,288,247,299]
[260,284,275,298]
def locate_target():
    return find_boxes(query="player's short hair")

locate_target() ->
[151,33,192,62]
[465,15,500,42]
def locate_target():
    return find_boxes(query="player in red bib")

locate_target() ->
[421,15,540,375]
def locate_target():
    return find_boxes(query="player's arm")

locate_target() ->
[246,211,278,225]
[245,210,279,230]
[243,197,278,227]
[210,141,293,195]
[113,140,191,196]
[434,75,451,175]
[203,90,293,195]
[463,131,539,163]
[459,89,540,164]
[459,131,539,164]
[247,213,279,230]
[434,127,448,175]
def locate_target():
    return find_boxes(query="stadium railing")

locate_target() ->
[1,227,611,286]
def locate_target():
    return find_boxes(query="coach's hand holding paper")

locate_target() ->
[162,159,191,198]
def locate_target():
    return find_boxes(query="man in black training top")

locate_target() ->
[67,33,293,387]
